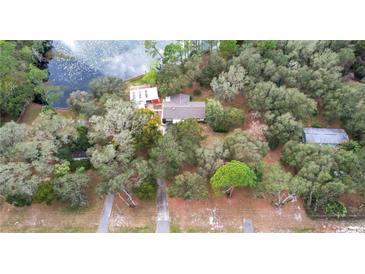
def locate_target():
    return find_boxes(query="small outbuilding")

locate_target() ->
[71,151,88,161]
[303,128,349,146]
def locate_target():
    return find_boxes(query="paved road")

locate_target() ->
[97,193,114,233]
[156,178,170,233]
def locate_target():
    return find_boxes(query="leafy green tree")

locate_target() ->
[89,76,126,99]
[183,55,202,81]
[205,99,244,132]
[0,162,40,206]
[156,63,188,96]
[0,41,49,118]
[219,40,238,58]
[168,172,209,200]
[265,112,303,149]
[339,140,361,152]
[169,119,203,163]
[257,164,294,207]
[133,108,162,149]
[149,133,186,179]
[248,81,317,121]
[281,141,363,211]
[67,90,92,113]
[0,121,28,155]
[224,129,269,163]
[52,169,90,208]
[198,52,227,87]
[210,160,256,198]
[33,181,56,205]
[134,181,156,201]
[162,43,184,64]
[196,140,229,178]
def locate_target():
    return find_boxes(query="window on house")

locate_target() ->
[145,90,148,98]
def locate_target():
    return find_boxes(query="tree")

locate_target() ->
[325,83,365,143]
[183,54,202,82]
[211,72,237,101]
[281,141,363,211]
[0,41,49,118]
[67,90,92,113]
[133,108,162,149]
[0,162,40,206]
[224,129,269,163]
[168,172,209,200]
[33,181,55,205]
[198,52,227,87]
[95,159,151,207]
[149,133,186,179]
[162,43,184,64]
[248,81,317,121]
[156,63,189,96]
[144,40,163,61]
[265,112,303,149]
[219,40,238,58]
[210,160,256,198]
[257,164,294,208]
[205,99,244,132]
[89,76,126,99]
[0,121,28,155]
[196,140,229,178]
[88,99,136,148]
[52,169,90,208]
[169,119,203,163]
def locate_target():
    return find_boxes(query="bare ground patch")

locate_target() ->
[0,170,104,232]
[108,195,156,233]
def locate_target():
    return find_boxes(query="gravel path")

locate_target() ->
[156,178,170,233]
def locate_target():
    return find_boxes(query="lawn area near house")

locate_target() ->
[0,170,104,232]
[18,103,43,125]
[19,103,77,126]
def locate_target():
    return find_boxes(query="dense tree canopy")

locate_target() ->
[0,40,50,118]
[281,141,363,211]
[210,160,256,197]
[205,99,244,132]
[223,129,269,163]
[168,172,209,200]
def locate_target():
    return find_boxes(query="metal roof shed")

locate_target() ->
[303,128,349,146]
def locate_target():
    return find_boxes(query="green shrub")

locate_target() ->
[168,172,209,200]
[193,89,201,96]
[5,195,32,207]
[324,201,347,218]
[134,181,157,200]
[248,161,264,182]
[311,122,322,128]
[340,140,361,152]
[187,82,193,88]
[33,181,56,205]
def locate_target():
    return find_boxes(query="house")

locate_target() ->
[161,93,205,124]
[129,86,160,108]
[303,128,349,146]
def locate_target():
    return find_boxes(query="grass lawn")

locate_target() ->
[18,103,43,125]
[125,74,146,86]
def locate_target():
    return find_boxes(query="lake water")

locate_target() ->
[48,40,152,108]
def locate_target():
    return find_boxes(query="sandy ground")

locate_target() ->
[108,194,157,232]
[0,171,104,232]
